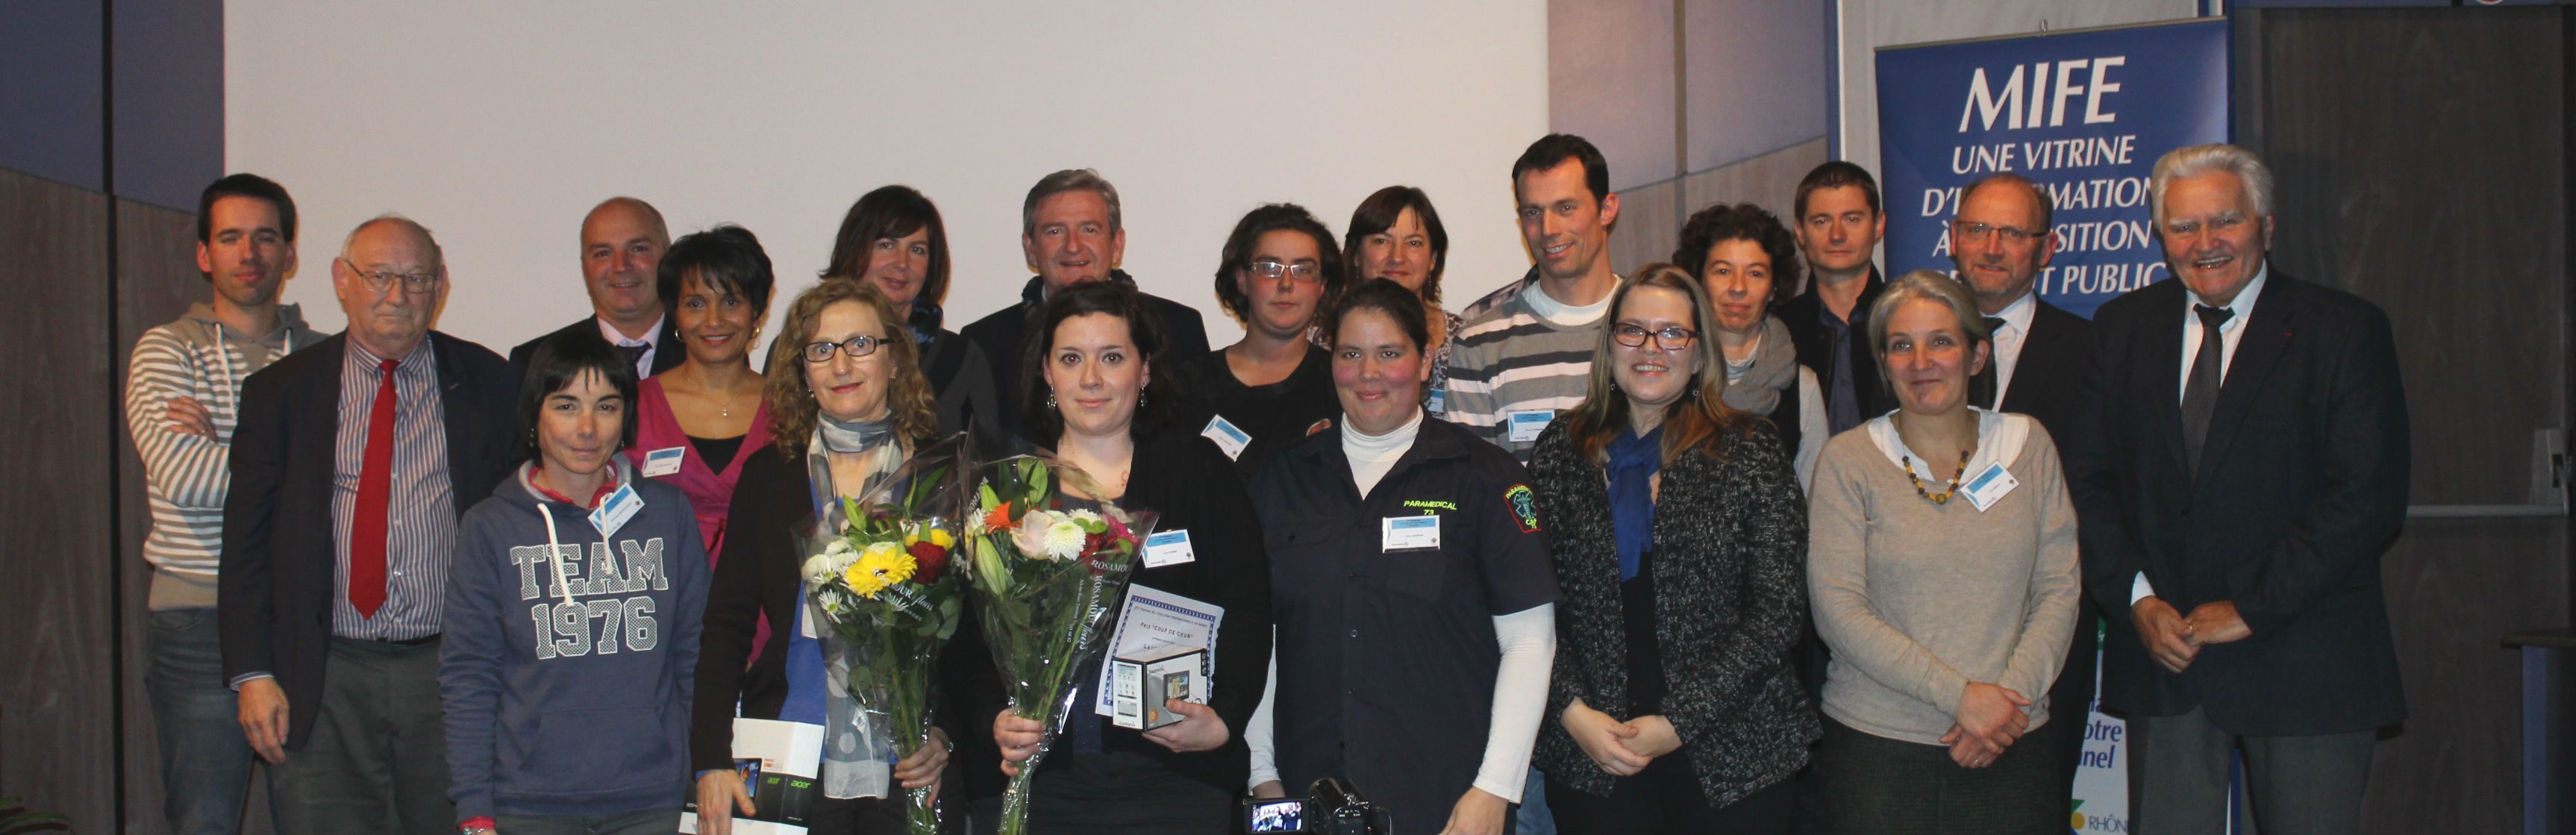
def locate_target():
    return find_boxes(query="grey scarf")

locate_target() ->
[1720,316,1798,416]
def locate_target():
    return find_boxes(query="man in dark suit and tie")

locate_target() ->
[2065,144,2408,834]
[1947,172,2098,813]
[960,169,1209,442]
[221,216,521,834]
[507,196,684,380]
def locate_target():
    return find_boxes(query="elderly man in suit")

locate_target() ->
[221,215,520,835]
[2066,143,2409,834]
[1945,171,2098,810]
[508,196,684,378]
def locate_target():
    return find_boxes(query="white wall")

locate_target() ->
[228,1,1549,357]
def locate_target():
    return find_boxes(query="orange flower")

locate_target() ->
[981,501,1015,534]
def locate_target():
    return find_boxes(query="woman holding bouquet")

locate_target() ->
[1246,279,1563,835]
[692,280,951,834]
[959,281,1273,834]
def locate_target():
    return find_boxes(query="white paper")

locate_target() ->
[1143,529,1197,568]
[1381,515,1440,551]
[1960,461,2019,513]
[1094,584,1224,716]
[1201,415,1252,461]
[1504,409,1554,443]
[589,482,642,537]
[641,446,687,478]
[678,717,824,834]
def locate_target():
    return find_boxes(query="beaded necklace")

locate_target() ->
[1903,449,1975,504]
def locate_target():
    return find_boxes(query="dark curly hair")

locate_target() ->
[1211,203,1345,329]
[1672,202,1804,306]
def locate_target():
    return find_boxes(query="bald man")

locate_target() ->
[508,196,683,378]
[221,216,521,835]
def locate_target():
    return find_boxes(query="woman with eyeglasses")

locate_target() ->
[626,225,775,569]
[1245,279,1560,835]
[1674,204,1828,488]
[690,281,951,835]
[1343,187,1463,408]
[951,281,1272,834]
[823,184,1007,454]
[1523,264,1816,834]
[1805,270,2078,834]
[1170,204,1348,477]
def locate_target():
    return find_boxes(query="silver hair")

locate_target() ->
[1865,269,1992,360]
[339,213,444,267]
[1021,168,1122,236]
[2149,143,2275,222]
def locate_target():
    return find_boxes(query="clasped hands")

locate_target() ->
[992,699,1230,777]
[1939,681,2031,769]
[2131,596,2251,675]
[1560,699,1681,778]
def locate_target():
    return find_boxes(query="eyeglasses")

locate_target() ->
[1611,322,1698,350]
[801,334,884,363]
[1952,222,2042,246]
[340,259,439,294]
[1248,260,1322,282]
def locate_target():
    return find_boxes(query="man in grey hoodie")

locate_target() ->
[125,172,316,834]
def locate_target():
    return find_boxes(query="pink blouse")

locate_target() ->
[625,375,773,567]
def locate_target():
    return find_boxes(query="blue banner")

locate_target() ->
[1877,18,2229,319]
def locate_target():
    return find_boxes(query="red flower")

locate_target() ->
[909,542,950,583]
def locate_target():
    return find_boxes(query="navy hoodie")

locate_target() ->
[439,458,710,820]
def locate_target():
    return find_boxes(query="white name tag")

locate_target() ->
[1200,416,1251,461]
[1143,529,1197,568]
[1381,515,1440,551]
[590,482,643,537]
[1505,410,1554,443]
[640,446,687,478]
[1425,390,1446,416]
[1959,462,2019,513]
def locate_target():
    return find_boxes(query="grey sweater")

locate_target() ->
[1805,410,2079,745]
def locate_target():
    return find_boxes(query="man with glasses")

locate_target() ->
[126,173,319,834]
[1946,172,2098,814]
[508,196,682,379]
[960,168,1210,443]
[220,215,521,835]
[1441,134,1624,466]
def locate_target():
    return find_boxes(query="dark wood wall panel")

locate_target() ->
[0,168,120,831]
[2247,8,2569,834]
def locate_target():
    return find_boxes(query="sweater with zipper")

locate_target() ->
[125,302,316,609]
[439,457,710,821]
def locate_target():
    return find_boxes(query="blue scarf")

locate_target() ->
[1606,425,1663,582]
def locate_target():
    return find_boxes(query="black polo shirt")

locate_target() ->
[1248,416,1559,832]
[1170,345,1339,478]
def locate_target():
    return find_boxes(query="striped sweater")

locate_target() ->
[1434,272,1614,462]
[125,303,315,608]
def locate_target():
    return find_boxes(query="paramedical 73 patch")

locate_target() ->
[1504,484,1542,533]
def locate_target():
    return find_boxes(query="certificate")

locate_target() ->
[1094,584,1224,716]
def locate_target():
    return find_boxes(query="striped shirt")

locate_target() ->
[125,306,312,608]
[330,338,456,639]
[1437,275,1615,462]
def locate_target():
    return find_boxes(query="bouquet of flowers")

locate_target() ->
[800,435,972,835]
[962,455,1155,835]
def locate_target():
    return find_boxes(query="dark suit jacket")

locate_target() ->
[1993,295,2102,738]
[959,273,1210,443]
[219,332,522,748]
[2063,272,2410,735]
[1780,268,1895,428]
[507,313,686,380]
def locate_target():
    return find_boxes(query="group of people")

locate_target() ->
[126,131,2409,835]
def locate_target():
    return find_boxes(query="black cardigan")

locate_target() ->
[942,428,1273,801]
[1525,421,1820,806]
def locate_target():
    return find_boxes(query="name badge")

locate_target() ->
[1505,410,1555,443]
[1381,515,1440,551]
[1200,416,1251,461]
[1144,529,1197,568]
[1425,390,1446,416]
[590,483,643,538]
[640,446,687,478]
[1959,462,2019,513]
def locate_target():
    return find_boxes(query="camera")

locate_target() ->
[1241,777,1389,835]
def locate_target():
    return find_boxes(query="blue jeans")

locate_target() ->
[148,607,257,834]
[1515,769,1554,835]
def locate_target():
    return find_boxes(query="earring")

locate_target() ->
[1137,391,1148,407]
[1046,390,1058,409]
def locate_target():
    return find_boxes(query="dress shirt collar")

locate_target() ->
[2183,262,2269,334]
[598,312,666,347]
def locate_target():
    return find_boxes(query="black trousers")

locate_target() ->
[964,752,1231,835]
[1813,718,2060,835]
[1544,750,1793,835]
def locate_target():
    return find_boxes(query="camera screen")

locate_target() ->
[1248,798,1304,832]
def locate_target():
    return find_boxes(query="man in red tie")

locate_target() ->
[221,215,521,835]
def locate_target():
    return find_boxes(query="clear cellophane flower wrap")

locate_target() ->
[961,455,1154,835]
[799,432,974,835]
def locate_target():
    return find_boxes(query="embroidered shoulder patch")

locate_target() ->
[1504,484,1542,533]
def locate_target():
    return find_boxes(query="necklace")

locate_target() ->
[1903,449,1975,504]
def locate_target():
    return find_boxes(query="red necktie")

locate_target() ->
[350,357,398,618]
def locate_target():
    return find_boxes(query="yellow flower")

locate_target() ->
[843,541,916,598]
[925,527,956,548]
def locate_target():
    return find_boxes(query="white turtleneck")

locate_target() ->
[1342,407,1424,497]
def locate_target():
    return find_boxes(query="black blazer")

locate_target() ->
[1779,268,1895,427]
[507,314,686,379]
[1993,296,2102,737]
[959,274,1211,444]
[2064,272,2410,735]
[219,332,521,748]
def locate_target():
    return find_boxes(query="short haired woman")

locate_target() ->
[1172,203,1348,476]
